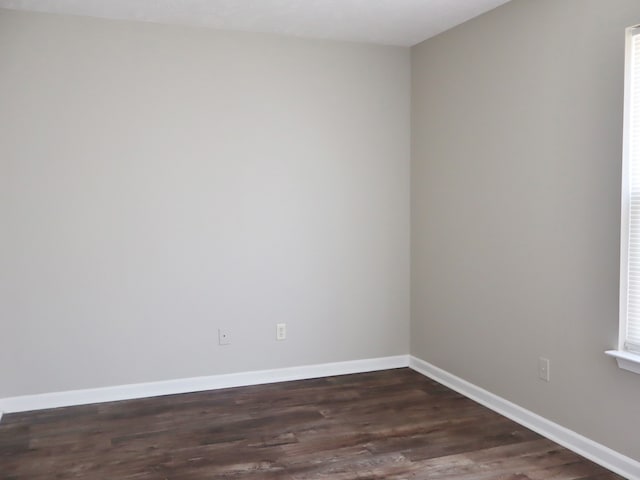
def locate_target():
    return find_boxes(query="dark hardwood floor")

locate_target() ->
[0,368,623,479]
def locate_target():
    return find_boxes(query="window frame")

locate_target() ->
[607,25,640,374]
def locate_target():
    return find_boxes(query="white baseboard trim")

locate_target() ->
[409,355,640,480]
[0,355,409,415]
[4,354,636,478]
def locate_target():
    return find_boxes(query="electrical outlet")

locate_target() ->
[538,357,550,382]
[218,329,231,346]
[276,323,286,341]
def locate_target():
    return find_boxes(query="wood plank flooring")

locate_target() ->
[0,368,623,479]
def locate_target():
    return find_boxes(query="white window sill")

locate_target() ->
[605,350,640,375]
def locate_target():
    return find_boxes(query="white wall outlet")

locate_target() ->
[218,328,231,346]
[276,323,286,341]
[538,357,550,382]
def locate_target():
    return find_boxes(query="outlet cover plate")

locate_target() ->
[538,357,550,382]
[276,323,286,341]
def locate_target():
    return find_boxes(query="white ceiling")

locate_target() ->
[0,0,511,46]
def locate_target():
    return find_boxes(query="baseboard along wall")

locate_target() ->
[0,354,638,479]
[0,355,410,414]
[408,356,640,480]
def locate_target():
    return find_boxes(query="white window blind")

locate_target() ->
[621,26,640,354]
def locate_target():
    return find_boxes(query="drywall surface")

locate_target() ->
[411,0,640,460]
[0,8,410,397]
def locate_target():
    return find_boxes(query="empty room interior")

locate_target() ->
[2,0,640,478]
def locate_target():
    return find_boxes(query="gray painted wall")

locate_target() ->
[4,0,640,464]
[0,9,411,397]
[411,0,640,461]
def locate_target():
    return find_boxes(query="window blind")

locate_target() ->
[623,27,640,354]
